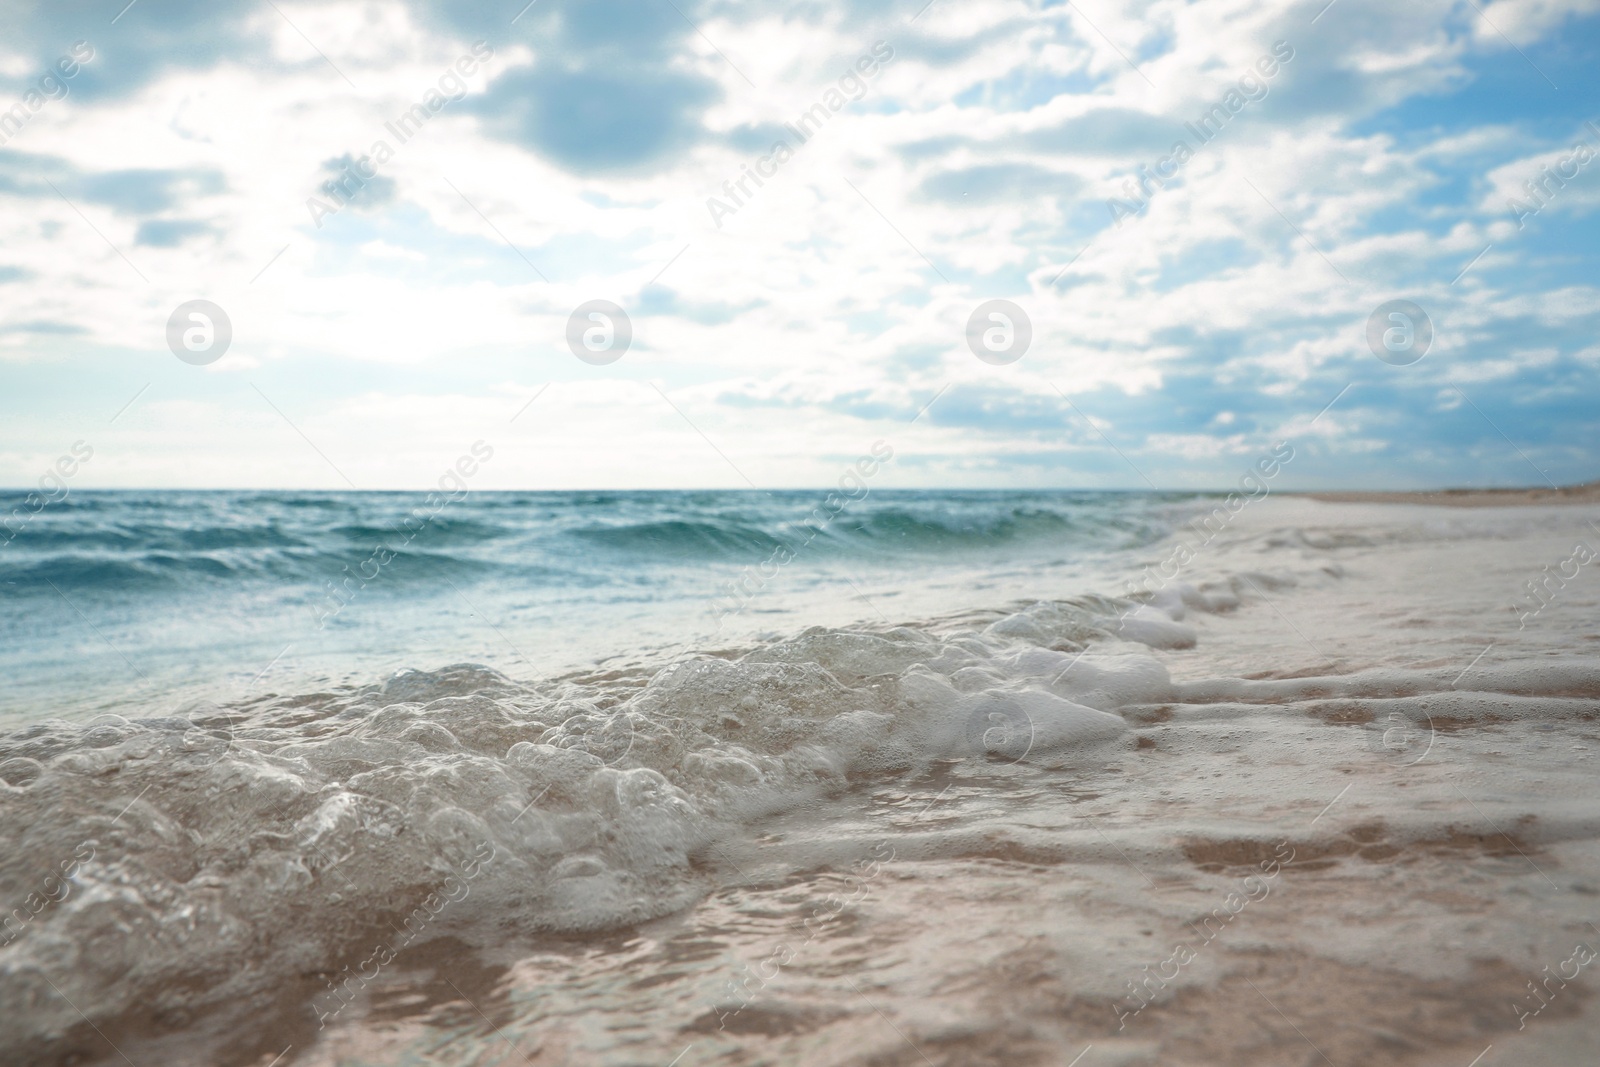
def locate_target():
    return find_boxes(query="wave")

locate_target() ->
[568,518,788,558]
[326,518,513,546]
[0,547,500,592]
[829,506,1081,548]
[568,502,1169,562]
[2,552,247,589]
[0,569,1212,1047]
[4,562,1594,1062]
[2,493,1183,593]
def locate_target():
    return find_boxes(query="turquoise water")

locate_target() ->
[0,489,1190,720]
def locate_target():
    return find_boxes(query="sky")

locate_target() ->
[0,0,1597,491]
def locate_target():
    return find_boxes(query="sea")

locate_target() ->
[3,488,1598,1067]
[0,489,1185,722]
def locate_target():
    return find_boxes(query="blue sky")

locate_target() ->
[0,0,1596,490]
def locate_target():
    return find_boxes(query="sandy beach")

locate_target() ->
[5,493,1599,1066]
[1299,480,1600,507]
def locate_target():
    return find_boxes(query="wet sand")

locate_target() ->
[1298,479,1600,507]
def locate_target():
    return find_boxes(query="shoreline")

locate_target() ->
[1294,479,1600,507]
[6,500,1600,1065]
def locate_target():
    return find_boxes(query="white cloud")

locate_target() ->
[1477,0,1600,44]
[0,0,1595,488]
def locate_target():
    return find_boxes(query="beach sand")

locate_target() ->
[1298,479,1600,507]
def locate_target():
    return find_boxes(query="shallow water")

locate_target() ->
[3,492,1599,1066]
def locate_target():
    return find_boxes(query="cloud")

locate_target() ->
[919,163,1081,204]
[4,0,258,101]
[316,152,398,212]
[1476,0,1600,44]
[77,168,227,214]
[470,65,720,173]
[1021,108,1187,159]
[0,0,1596,489]
[462,0,723,174]
[134,218,216,246]
[0,320,86,336]
[635,284,760,325]
[0,151,227,212]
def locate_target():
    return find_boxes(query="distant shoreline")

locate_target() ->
[1296,480,1600,507]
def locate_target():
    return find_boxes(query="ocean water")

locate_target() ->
[4,490,1600,1066]
[0,489,1182,722]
